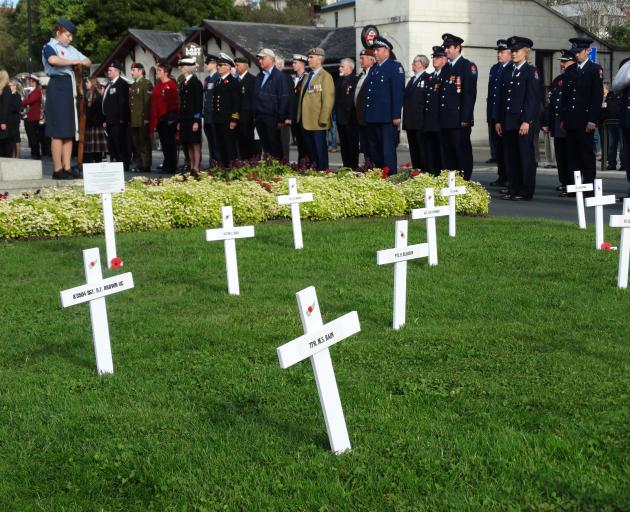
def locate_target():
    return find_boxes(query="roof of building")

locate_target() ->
[317,0,356,12]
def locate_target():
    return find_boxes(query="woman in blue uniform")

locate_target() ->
[42,18,91,179]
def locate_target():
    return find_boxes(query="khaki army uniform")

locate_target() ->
[130,76,153,171]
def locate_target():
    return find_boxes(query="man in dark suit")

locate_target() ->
[487,39,512,186]
[213,53,241,167]
[423,46,447,176]
[494,36,541,200]
[613,57,630,198]
[438,33,478,180]
[403,54,429,171]
[203,54,222,166]
[560,37,604,186]
[335,58,359,169]
[290,54,309,165]
[252,48,290,160]
[354,48,376,166]
[234,56,257,161]
[102,61,131,171]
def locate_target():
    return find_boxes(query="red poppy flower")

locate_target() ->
[400,232,405,238]
[383,167,390,172]
[410,171,420,177]
[89,260,97,268]
[110,257,123,269]
[307,306,313,313]
[601,242,612,251]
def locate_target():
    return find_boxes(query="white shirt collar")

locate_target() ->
[449,55,462,66]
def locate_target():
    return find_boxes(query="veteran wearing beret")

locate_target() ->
[129,62,153,172]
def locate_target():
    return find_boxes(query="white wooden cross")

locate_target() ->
[59,247,134,374]
[277,286,360,454]
[83,162,125,269]
[205,206,255,295]
[609,198,630,288]
[566,171,594,229]
[585,179,616,250]
[377,220,429,329]
[410,188,449,266]
[439,171,467,237]
[277,178,313,249]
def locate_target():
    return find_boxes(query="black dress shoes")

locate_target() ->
[510,194,532,201]
[500,193,512,200]
[499,188,509,194]
[489,179,506,187]
[556,185,566,192]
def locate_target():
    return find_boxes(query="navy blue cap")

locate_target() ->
[508,36,534,51]
[372,36,393,50]
[442,33,464,47]
[205,54,218,64]
[559,49,577,61]
[496,39,509,51]
[569,37,593,50]
[431,45,446,57]
[57,18,77,35]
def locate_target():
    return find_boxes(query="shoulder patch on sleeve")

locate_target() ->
[470,64,477,75]
[399,65,404,74]
[534,69,539,80]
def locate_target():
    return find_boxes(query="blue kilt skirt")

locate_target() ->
[45,75,76,139]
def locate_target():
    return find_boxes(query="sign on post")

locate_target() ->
[277,286,360,454]
[205,206,255,295]
[585,179,616,250]
[377,220,429,329]
[609,198,630,288]
[83,162,125,269]
[59,247,134,374]
[277,178,313,249]
[439,171,466,237]
[566,171,593,229]
[410,188,449,266]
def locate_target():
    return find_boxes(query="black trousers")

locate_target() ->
[237,119,257,161]
[203,120,221,165]
[24,120,42,159]
[359,125,371,165]
[423,130,441,176]
[255,115,283,160]
[553,136,569,186]
[623,128,630,180]
[490,122,507,183]
[566,128,596,184]
[214,122,237,167]
[291,123,309,165]
[503,129,537,198]
[488,121,497,159]
[405,128,426,172]
[106,123,131,171]
[337,122,359,169]
[157,120,177,173]
[440,126,473,180]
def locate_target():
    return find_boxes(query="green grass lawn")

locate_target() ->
[1,216,629,511]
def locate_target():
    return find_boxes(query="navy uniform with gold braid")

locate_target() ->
[213,54,241,167]
[438,33,478,180]
[363,36,405,172]
[559,37,604,185]
[422,46,446,175]
[203,54,222,165]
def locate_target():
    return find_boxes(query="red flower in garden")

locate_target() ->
[110,257,123,269]
[410,171,420,177]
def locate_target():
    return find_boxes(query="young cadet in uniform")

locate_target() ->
[234,57,257,161]
[354,48,376,166]
[439,33,478,180]
[543,49,576,196]
[363,36,405,173]
[487,39,512,186]
[495,36,541,201]
[213,53,241,167]
[290,54,309,165]
[335,58,359,169]
[423,46,447,176]
[560,37,604,186]
[102,61,131,172]
[202,54,221,166]
[150,62,178,174]
[403,54,430,171]
[129,62,153,172]
[177,57,203,175]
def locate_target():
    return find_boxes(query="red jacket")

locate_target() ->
[150,79,179,135]
[21,87,42,123]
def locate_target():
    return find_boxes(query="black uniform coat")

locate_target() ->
[179,74,203,122]
[438,56,478,129]
[486,62,504,123]
[213,74,241,124]
[102,77,130,125]
[335,74,359,126]
[403,72,429,130]
[423,71,442,132]
[560,59,604,129]
[495,62,541,131]
[544,73,566,138]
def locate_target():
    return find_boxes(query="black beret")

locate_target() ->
[108,61,124,71]
[234,56,249,64]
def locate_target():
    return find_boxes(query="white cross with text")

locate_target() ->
[439,171,467,237]
[277,178,313,249]
[411,188,449,266]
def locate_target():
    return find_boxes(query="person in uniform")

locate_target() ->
[543,49,576,196]
[364,36,405,172]
[560,37,604,186]
[149,61,179,174]
[354,48,376,166]
[41,18,91,179]
[234,56,257,161]
[213,53,241,167]
[177,57,203,175]
[102,61,131,172]
[335,58,359,169]
[290,54,309,165]
[202,54,221,167]
[487,39,512,186]
[298,47,335,171]
[252,48,290,160]
[84,77,107,164]
[439,33,478,180]
[613,57,630,198]
[20,75,43,160]
[403,54,430,171]
[495,36,541,200]
[422,46,447,176]
[129,62,153,172]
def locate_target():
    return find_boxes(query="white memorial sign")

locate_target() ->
[83,162,125,269]
[566,171,593,229]
[439,171,467,237]
[59,247,134,374]
[585,179,616,250]
[609,198,630,288]
[277,286,360,454]
[410,188,449,266]
[377,220,429,329]
[205,206,255,295]
[277,178,313,249]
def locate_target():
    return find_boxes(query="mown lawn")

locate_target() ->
[0,216,629,511]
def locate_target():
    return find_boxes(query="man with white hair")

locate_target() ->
[403,54,429,171]
[335,57,359,168]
